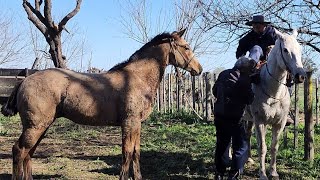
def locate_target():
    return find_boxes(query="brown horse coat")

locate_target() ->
[2,29,202,180]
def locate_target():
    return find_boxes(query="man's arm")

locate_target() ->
[236,36,250,59]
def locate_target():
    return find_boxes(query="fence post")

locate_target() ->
[159,77,163,112]
[176,75,180,110]
[156,88,160,112]
[204,72,213,121]
[191,76,196,111]
[316,78,319,126]
[304,71,314,162]
[294,83,299,149]
[168,74,172,112]
[162,76,166,113]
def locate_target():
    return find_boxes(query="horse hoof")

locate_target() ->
[259,176,268,180]
[269,175,279,180]
[269,176,279,180]
[247,157,255,165]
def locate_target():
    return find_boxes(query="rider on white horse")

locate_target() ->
[236,14,294,126]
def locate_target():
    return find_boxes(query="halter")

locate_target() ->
[265,63,287,86]
[265,40,291,86]
[260,40,291,100]
[169,38,195,69]
[279,41,291,72]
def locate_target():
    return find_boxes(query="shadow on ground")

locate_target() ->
[75,150,212,179]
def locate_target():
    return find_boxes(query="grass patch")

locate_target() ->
[0,110,319,179]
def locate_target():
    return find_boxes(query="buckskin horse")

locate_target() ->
[1,29,203,180]
[245,30,305,180]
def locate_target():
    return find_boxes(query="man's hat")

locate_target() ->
[245,15,271,26]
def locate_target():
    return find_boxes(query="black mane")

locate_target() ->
[108,32,173,72]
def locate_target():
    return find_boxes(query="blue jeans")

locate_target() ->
[214,119,248,175]
[249,45,263,62]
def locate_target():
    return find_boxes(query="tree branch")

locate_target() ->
[305,42,320,54]
[23,0,47,26]
[35,0,42,11]
[44,0,53,28]
[58,0,82,32]
[22,0,47,36]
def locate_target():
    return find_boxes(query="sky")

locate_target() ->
[0,0,236,72]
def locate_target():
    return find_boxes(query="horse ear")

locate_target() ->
[176,28,186,37]
[274,29,284,40]
[292,29,298,38]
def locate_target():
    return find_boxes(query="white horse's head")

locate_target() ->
[275,29,306,83]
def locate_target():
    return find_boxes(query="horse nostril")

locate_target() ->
[295,74,305,83]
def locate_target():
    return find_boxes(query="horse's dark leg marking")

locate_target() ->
[23,128,49,180]
[13,126,48,180]
[132,122,142,180]
[120,119,141,180]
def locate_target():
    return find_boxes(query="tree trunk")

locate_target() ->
[22,0,82,69]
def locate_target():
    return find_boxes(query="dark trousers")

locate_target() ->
[214,118,248,175]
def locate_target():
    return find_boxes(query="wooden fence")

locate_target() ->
[154,72,216,121]
[0,68,317,161]
[0,68,38,104]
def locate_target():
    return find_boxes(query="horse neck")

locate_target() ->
[126,43,170,94]
[262,50,288,95]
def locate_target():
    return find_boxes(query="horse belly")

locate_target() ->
[251,100,289,124]
[62,93,120,126]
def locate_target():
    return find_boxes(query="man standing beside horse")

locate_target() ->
[213,57,256,180]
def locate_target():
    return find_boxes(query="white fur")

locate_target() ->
[247,32,304,179]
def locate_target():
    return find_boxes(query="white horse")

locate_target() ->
[246,30,305,180]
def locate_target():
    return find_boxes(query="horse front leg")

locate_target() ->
[120,119,142,180]
[269,123,285,179]
[255,122,268,180]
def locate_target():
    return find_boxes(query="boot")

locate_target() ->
[215,173,224,180]
[227,170,240,180]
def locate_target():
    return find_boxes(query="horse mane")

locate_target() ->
[108,32,173,72]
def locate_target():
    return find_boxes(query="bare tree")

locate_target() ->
[0,13,27,66]
[22,0,82,68]
[196,0,320,61]
[118,0,219,57]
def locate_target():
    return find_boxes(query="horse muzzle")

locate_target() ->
[190,65,203,76]
[294,69,306,83]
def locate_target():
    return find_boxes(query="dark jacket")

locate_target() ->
[236,26,277,60]
[213,68,254,123]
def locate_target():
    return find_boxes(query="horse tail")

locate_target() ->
[1,81,22,116]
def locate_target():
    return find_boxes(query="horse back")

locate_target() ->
[16,68,154,126]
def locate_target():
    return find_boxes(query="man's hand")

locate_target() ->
[228,70,240,83]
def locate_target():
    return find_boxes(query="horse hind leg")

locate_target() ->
[12,127,49,180]
[132,122,142,180]
[120,119,142,180]
[23,128,49,180]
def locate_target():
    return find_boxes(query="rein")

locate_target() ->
[265,63,287,86]
[169,39,194,69]
[260,40,291,100]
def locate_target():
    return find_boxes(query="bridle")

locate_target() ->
[260,41,291,100]
[169,38,195,70]
[265,40,291,86]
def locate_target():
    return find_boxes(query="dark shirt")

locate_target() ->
[213,68,254,123]
[236,26,278,59]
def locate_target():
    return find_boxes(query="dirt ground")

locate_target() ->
[0,126,124,180]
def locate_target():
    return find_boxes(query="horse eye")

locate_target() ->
[184,45,190,50]
[283,48,289,53]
